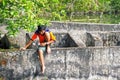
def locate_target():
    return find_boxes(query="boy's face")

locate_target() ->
[39,30,45,35]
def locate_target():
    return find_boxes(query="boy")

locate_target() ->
[20,25,56,73]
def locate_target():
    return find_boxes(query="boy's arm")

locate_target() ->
[46,40,54,45]
[20,33,37,50]
[20,40,33,50]
[24,40,33,49]
[45,32,51,44]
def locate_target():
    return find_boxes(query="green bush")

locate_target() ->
[110,0,120,13]
[0,0,66,36]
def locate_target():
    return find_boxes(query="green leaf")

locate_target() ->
[52,0,59,3]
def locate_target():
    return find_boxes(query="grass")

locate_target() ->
[0,48,19,52]
[68,14,120,24]
[0,77,5,80]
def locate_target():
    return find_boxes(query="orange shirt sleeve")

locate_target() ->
[31,33,37,41]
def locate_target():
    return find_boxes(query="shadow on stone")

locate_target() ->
[0,68,14,80]
[86,33,95,46]
[51,33,78,48]
[0,34,11,49]
[117,41,120,46]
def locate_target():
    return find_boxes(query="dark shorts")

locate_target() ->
[38,46,46,52]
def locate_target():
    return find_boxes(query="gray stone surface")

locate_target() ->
[50,21,120,31]
[0,22,120,80]
[1,21,120,48]
[0,47,120,80]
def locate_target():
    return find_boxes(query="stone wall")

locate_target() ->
[0,47,120,80]
[1,21,120,48]
[0,21,120,80]
[50,21,120,31]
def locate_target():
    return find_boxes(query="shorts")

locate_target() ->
[38,45,46,52]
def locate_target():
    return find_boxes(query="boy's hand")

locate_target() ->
[20,47,26,50]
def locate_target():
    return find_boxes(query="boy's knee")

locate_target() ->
[38,50,44,54]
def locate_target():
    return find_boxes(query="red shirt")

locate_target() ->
[31,33,46,43]
[31,31,56,43]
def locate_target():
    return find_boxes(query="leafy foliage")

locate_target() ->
[110,0,120,13]
[0,0,120,36]
[0,0,66,36]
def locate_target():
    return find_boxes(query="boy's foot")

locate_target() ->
[41,66,46,74]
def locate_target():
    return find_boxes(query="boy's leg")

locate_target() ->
[38,50,45,73]
[46,45,51,54]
